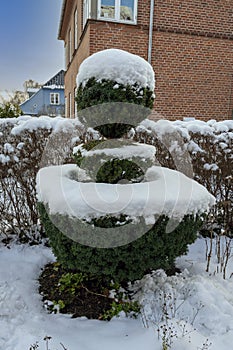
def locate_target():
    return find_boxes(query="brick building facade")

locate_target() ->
[58,0,233,121]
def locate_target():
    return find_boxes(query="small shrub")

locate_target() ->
[0,101,23,118]
[59,272,87,295]
[100,300,140,320]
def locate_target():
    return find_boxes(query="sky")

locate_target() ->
[0,0,64,92]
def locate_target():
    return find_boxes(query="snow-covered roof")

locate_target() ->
[76,49,155,91]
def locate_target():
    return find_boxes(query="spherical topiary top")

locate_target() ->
[76,49,155,92]
[75,49,155,138]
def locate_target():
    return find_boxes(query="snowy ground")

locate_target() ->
[1,237,233,350]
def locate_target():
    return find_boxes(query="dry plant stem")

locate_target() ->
[223,238,231,279]
[80,283,110,299]
[216,235,221,264]
[206,231,213,273]
[140,308,149,328]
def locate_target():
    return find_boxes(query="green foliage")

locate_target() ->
[73,140,152,183]
[81,139,103,152]
[52,299,66,311]
[91,214,131,228]
[0,101,23,118]
[73,140,103,167]
[38,203,201,284]
[75,78,154,138]
[101,300,140,321]
[95,123,133,139]
[96,158,144,184]
[76,78,154,111]
[59,272,87,295]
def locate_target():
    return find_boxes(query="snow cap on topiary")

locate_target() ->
[76,49,155,92]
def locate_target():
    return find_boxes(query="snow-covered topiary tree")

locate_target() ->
[37,49,215,284]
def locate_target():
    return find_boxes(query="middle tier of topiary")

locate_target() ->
[73,139,155,183]
[38,201,201,284]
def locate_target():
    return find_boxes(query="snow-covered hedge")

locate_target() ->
[0,116,232,238]
[133,119,233,235]
[0,116,88,239]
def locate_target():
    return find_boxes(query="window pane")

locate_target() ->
[74,9,78,50]
[100,0,115,19]
[120,0,134,21]
[50,94,54,104]
[50,93,59,105]
[55,94,59,104]
[83,0,90,27]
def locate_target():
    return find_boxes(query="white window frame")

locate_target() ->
[69,92,72,118]
[65,96,68,117]
[50,93,60,105]
[74,8,78,50]
[97,0,137,24]
[83,0,91,28]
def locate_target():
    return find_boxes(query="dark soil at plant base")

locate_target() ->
[39,262,180,320]
[38,262,115,319]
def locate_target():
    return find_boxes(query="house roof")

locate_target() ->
[58,0,67,40]
[58,0,76,40]
[44,70,65,87]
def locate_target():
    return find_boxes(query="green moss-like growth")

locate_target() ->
[38,202,202,284]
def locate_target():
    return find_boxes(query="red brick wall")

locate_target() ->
[89,21,148,59]
[152,32,233,121]
[62,0,233,121]
[153,0,233,39]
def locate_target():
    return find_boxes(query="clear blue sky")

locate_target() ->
[0,0,64,91]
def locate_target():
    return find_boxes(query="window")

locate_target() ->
[50,93,60,105]
[98,0,137,23]
[83,0,90,28]
[74,87,78,117]
[65,43,68,67]
[69,28,72,62]
[69,92,72,118]
[65,96,68,117]
[74,8,78,50]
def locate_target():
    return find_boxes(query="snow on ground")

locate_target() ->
[1,236,233,350]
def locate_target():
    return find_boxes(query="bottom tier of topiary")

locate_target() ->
[38,201,201,284]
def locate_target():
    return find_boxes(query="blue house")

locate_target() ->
[20,70,65,117]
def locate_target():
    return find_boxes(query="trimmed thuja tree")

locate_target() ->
[37,49,215,284]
